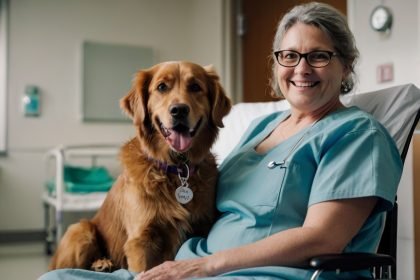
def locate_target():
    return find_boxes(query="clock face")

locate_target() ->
[370,6,392,31]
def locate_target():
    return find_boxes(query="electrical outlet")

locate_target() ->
[376,63,394,83]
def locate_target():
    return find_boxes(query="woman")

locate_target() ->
[40,2,402,280]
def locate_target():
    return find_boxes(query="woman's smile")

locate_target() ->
[289,80,320,88]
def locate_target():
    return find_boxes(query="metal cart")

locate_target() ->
[41,144,120,255]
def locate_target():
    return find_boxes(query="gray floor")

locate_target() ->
[0,242,50,280]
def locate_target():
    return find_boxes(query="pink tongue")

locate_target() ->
[166,131,192,152]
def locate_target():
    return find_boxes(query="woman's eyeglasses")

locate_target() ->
[273,50,338,68]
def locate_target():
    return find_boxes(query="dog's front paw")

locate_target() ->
[91,258,114,272]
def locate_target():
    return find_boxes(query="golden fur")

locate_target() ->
[49,61,231,272]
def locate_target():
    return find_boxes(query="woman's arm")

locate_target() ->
[137,197,378,280]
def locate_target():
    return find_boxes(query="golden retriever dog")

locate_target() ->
[48,61,231,273]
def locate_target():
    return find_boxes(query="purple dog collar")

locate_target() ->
[152,160,196,177]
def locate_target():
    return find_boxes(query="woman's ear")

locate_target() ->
[205,65,232,128]
[341,63,353,81]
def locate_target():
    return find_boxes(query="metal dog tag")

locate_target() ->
[175,186,193,204]
[176,164,193,204]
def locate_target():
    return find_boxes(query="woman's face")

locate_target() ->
[276,22,348,114]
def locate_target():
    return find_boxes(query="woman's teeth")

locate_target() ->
[292,81,317,87]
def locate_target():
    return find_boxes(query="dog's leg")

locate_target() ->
[49,219,102,270]
[124,236,163,272]
[124,225,176,272]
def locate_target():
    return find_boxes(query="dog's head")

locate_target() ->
[121,61,231,163]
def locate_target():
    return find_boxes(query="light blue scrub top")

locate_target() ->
[38,107,402,280]
[175,106,402,279]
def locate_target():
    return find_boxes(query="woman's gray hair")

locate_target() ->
[270,2,359,97]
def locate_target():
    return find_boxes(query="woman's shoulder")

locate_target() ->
[317,106,396,148]
[325,106,388,133]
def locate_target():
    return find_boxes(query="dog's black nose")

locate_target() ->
[170,104,190,119]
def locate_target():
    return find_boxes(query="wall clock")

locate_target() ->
[370,5,393,32]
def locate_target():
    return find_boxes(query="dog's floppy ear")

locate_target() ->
[120,70,152,134]
[205,65,232,128]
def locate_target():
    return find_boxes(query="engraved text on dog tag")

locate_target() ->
[175,186,193,204]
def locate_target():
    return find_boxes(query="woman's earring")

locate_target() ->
[341,80,352,93]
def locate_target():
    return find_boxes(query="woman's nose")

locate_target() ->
[294,57,313,74]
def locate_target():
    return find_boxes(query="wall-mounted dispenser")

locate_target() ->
[23,85,40,117]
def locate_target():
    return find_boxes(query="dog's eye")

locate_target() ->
[188,83,202,93]
[157,82,168,93]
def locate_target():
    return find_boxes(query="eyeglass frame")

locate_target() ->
[273,50,338,68]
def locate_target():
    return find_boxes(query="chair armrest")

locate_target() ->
[309,252,395,271]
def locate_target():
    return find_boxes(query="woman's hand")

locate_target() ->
[135,258,212,280]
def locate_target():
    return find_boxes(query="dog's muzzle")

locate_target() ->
[158,104,202,153]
